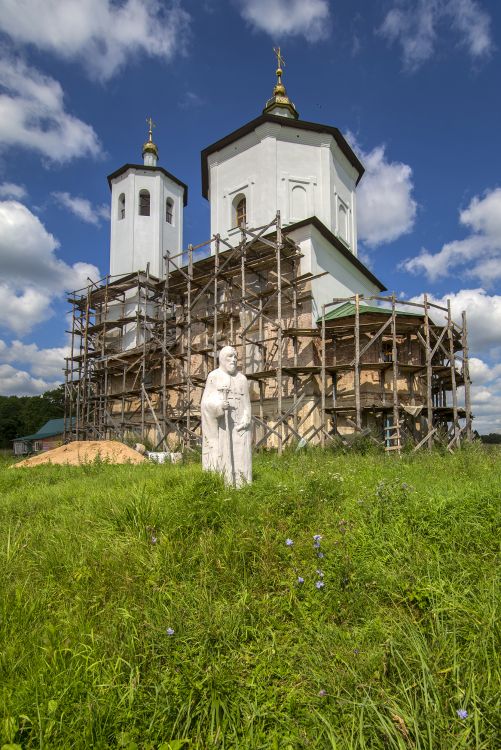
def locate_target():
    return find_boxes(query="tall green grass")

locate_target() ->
[0,446,499,749]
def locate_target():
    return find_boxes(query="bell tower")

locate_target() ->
[108,119,188,279]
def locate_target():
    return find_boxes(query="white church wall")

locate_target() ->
[207,122,359,254]
[287,224,380,323]
[110,168,184,279]
[161,180,184,263]
[110,172,134,277]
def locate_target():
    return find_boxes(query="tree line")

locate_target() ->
[0,386,65,449]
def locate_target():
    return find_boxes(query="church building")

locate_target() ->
[65,55,472,452]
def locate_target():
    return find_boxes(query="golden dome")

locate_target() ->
[142,140,158,157]
[142,116,158,160]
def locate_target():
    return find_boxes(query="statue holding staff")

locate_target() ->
[201,346,252,487]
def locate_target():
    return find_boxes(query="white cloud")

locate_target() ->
[52,191,109,226]
[378,0,493,70]
[466,362,501,433]
[408,288,501,356]
[0,0,191,82]
[0,199,100,335]
[354,142,417,247]
[402,188,501,284]
[0,55,101,163]
[468,357,501,385]
[0,182,26,199]
[237,0,330,42]
[0,339,68,380]
[0,363,61,396]
[0,285,53,337]
[406,288,501,433]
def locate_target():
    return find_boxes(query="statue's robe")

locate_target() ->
[201,368,252,487]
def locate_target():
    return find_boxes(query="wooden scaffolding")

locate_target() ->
[64,213,473,453]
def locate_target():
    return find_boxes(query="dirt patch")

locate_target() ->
[12,441,146,468]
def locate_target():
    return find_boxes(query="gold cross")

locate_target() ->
[273,46,285,70]
[146,116,156,141]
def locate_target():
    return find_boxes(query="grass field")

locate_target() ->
[0,446,499,749]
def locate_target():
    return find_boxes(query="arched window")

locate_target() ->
[291,185,307,220]
[166,198,174,224]
[118,193,125,220]
[233,194,246,228]
[139,189,150,216]
[338,201,349,244]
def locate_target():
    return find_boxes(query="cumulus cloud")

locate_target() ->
[52,191,109,226]
[402,188,501,284]
[236,0,331,42]
[0,285,54,337]
[408,288,501,356]
[378,0,493,71]
[0,0,191,82]
[406,288,501,433]
[0,363,62,396]
[465,361,501,433]
[0,55,101,163]
[0,339,68,380]
[0,199,100,335]
[0,182,26,199]
[354,141,417,247]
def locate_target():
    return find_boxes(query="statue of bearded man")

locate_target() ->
[201,345,252,487]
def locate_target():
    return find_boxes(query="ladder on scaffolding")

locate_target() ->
[384,416,401,453]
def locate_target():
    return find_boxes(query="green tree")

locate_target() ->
[0,386,65,449]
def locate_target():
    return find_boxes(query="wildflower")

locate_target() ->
[318,689,327,697]
[315,581,325,589]
[313,534,322,542]
[353,648,359,655]
[297,576,304,584]
[313,540,321,549]
[285,538,294,547]
[151,535,158,544]
[456,709,468,720]
[316,570,324,578]
[317,552,324,559]
[166,627,175,636]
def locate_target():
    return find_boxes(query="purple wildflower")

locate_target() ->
[318,689,327,697]
[316,570,324,578]
[313,534,322,542]
[456,709,468,720]
[297,576,304,585]
[315,580,325,589]
[166,627,175,636]
[317,552,325,559]
[285,538,294,547]
[151,535,158,544]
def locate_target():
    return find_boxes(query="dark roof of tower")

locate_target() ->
[280,216,386,292]
[200,113,364,199]
[107,164,188,205]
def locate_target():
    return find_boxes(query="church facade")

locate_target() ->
[65,60,472,452]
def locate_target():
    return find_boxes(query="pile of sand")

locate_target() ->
[13,440,146,468]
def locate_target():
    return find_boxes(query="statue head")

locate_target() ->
[219,346,238,376]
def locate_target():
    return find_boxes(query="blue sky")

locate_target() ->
[1,0,500,432]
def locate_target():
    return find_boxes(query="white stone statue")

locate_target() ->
[201,346,252,487]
